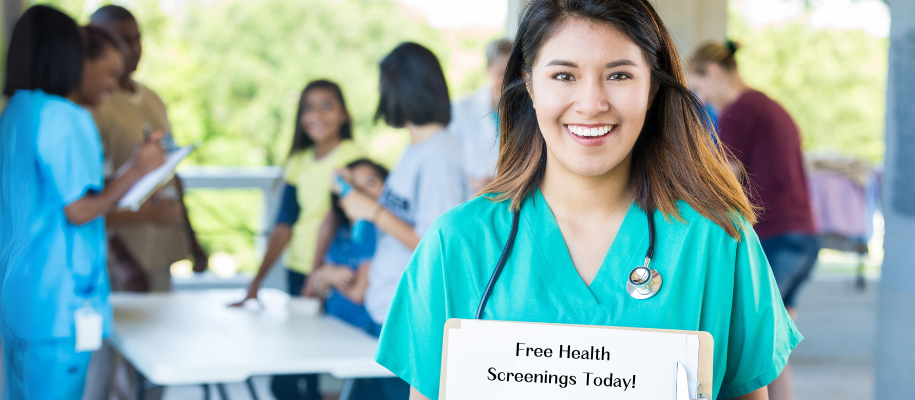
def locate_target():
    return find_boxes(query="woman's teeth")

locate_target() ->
[567,125,614,137]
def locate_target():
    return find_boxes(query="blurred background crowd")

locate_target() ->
[2,0,889,280]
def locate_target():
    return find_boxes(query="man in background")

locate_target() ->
[449,38,512,194]
[83,5,207,400]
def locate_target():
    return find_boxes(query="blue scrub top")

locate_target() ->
[0,89,111,341]
[376,188,802,400]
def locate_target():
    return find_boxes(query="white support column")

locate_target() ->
[652,0,728,57]
[506,0,527,38]
[875,1,915,399]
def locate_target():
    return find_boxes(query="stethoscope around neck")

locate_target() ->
[475,206,662,319]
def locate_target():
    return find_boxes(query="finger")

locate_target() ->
[339,169,354,183]
[147,130,165,143]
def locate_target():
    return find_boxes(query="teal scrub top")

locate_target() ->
[0,89,111,342]
[375,188,802,400]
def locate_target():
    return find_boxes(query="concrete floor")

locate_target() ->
[790,276,877,400]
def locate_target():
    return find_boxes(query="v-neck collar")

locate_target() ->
[523,188,648,322]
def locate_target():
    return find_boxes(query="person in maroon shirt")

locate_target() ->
[690,41,819,400]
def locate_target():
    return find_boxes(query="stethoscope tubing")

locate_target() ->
[475,205,656,320]
[475,210,521,319]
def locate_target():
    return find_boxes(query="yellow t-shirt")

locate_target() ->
[284,139,363,274]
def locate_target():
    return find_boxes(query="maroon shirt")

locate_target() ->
[718,90,816,240]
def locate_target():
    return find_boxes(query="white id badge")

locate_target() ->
[75,306,103,352]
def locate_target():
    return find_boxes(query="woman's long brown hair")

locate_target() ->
[482,0,756,239]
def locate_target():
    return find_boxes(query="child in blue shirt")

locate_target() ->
[308,159,388,333]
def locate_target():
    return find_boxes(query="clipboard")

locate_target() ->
[116,145,195,211]
[440,319,714,400]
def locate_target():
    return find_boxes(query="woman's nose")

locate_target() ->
[574,80,611,116]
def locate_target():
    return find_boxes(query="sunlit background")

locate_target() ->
[17,0,886,281]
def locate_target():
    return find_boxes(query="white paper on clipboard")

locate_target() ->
[441,319,705,400]
[116,145,194,211]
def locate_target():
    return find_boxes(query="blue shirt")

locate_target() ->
[323,224,377,332]
[0,90,111,341]
[275,184,300,226]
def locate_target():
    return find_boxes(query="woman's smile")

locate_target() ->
[564,124,617,146]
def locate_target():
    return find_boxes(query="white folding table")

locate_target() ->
[108,288,394,399]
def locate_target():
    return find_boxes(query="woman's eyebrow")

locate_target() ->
[606,59,638,68]
[545,59,577,67]
[544,59,639,68]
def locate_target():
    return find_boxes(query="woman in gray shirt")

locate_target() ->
[335,42,467,399]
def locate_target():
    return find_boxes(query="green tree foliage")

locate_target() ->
[728,12,888,163]
[149,0,449,168]
[35,0,449,168]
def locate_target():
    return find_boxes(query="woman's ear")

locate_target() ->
[523,70,535,108]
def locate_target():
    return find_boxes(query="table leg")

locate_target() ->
[338,378,355,400]
[245,378,260,400]
[216,383,230,400]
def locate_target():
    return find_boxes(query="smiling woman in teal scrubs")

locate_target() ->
[375,1,801,400]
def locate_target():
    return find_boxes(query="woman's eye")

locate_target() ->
[552,73,574,82]
[608,73,631,81]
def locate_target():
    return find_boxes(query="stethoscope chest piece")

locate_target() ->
[626,260,662,300]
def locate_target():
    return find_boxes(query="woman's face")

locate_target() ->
[349,164,385,199]
[300,88,348,145]
[690,64,728,108]
[527,18,654,178]
[77,46,124,109]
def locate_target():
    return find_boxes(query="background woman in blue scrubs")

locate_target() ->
[0,6,165,398]
[375,1,801,400]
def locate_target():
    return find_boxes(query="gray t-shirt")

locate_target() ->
[365,131,468,323]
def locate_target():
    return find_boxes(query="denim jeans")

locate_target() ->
[760,233,820,308]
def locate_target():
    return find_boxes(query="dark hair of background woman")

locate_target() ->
[89,4,136,25]
[483,0,754,240]
[330,159,390,229]
[83,25,124,61]
[375,42,451,128]
[289,79,353,155]
[3,5,83,98]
